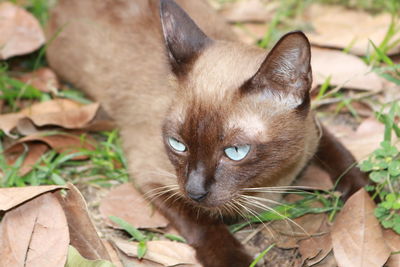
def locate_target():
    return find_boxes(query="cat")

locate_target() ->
[46,0,368,266]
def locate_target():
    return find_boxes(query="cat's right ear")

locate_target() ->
[160,0,212,77]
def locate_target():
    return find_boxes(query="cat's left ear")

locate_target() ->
[160,0,212,77]
[240,31,312,111]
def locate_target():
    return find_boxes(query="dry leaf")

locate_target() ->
[113,239,200,267]
[17,67,60,93]
[298,218,332,266]
[102,241,124,267]
[4,132,96,175]
[0,185,66,211]
[19,102,102,130]
[0,193,69,267]
[110,241,163,267]
[335,117,386,161]
[0,99,82,136]
[220,0,276,23]
[0,99,114,136]
[383,230,400,267]
[312,251,337,267]
[294,164,333,191]
[0,2,45,59]
[56,183,111,261]
[5,142,48,175]
[306,4,400,56]
[331,188,391,267]
[100,183,169,229]
[311,47,383,92]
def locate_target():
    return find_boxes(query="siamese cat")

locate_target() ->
[46,0,367,266]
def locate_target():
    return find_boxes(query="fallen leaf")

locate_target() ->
[312,251,337,267]
[102,241,124,267]
[306,4,400,56]
[65,246,114,267]
[99,183,169,229]
[335,117,386,161]
[0,184,66,211]
[298,218,332,266]
[0,193,69,266]
[110,241,163,267]
[113,239,200,267]
[17,67,60,93]
[0,99,115,136]
[294,164,333,191]
[56,183,111,261]
[19,102,102,130]
[4,132,96,175]
[5,142,49,175]
[331,188,391,267]
[220,0,276,23]
[311,47,383,92]
[0,2,45,59]
[383,230,400,267]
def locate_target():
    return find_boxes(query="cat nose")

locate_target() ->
[187,190,208,202]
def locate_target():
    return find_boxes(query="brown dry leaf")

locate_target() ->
[56,183,111,261]
[0,184,66,211]
[334,117,386,161]
[306,4,400,56]
[0,2,45,59]
[102,241,124,267]
[0,193,69,266]
[383,230,400,267]
[220,0,276,23]
[0,99,114,136]
[298,218,332,266]
[5,142,48,175]
[110,241,163,267]
[100,183,169,229]
[4,132,96,175]
[331,188,391,267]
[19,102,102,131]
[17,67,60,93]
[312,251,337,267]
[113,239,201,267]
[0,99,82,136]
[311,47,383,92]
[294,164,333,191]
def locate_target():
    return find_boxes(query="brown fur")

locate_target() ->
[46,0,367,266]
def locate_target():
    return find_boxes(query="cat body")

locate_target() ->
[46,0,367,266]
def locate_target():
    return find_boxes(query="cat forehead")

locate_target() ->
[186,41,265,99]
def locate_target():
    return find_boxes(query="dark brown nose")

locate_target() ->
[187,191,208,202]
[186,163,209,202]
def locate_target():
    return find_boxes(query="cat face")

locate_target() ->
[160,0,313,209]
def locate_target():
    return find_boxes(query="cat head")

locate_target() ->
[159,0,315,210]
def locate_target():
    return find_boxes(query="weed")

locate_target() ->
[359,102,400,234]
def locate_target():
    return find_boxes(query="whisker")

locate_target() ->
[240,195,289,207]
[236,199,275,237]
[239,195,309,236]
[144,185,179,202]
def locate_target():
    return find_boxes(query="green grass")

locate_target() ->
[0,131,129,188]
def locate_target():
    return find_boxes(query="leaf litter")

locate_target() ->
[0,2,45,59]
[1,0,400,266]
[331,189,391,267]
[0,192,69,267]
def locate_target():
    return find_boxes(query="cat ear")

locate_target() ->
[241,31,312,111]
[160,0,212,77]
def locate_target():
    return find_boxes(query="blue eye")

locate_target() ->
[168,137,187,152]
[224,145,250,161]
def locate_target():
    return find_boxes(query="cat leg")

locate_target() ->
[150,189,253,267]
[314,125,368,199]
